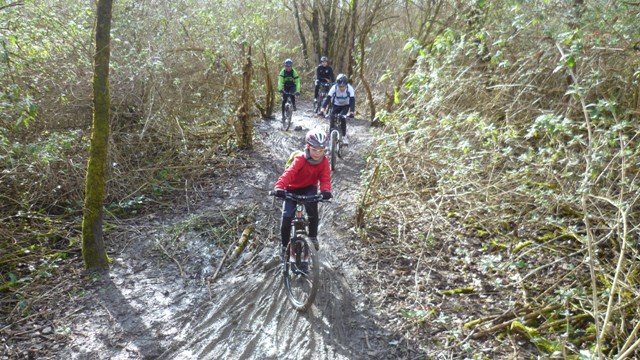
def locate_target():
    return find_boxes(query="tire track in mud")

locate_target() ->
[157,104,402,359]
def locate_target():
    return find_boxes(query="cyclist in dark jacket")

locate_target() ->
[314,56,335,106]
[277,58,301,120]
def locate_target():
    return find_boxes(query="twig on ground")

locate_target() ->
[156,231,186,277]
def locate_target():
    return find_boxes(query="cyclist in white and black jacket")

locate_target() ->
[319,73,355,145]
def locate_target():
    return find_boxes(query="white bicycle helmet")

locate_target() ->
[305,129,328,149]
[336,73,348,86]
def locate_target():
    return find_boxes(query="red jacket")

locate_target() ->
[275,153,331,192]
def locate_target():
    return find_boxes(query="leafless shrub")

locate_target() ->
[358,1,640,356]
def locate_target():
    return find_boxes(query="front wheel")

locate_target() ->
[283,102,292,131]
[315,90,327,114]
[283,238,320,311]
[330,130,339,171]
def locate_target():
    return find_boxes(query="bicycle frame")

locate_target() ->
[293,203,307,234]
[285,192,323,239]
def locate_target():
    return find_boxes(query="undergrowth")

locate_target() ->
[0,120,236,313]
[357,1,640,358]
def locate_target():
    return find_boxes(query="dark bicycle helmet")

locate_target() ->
[320,56,328,62]
[284,58,293,67]
[305,129,328,149]
[336,73,348,86]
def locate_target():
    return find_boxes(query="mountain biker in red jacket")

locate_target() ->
[274,129,332,252]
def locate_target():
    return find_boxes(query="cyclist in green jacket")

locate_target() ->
[277,59,301,120]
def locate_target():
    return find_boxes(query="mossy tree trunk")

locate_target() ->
[255,50,275,119]
[81,0,112,271]
[235,45,253,150]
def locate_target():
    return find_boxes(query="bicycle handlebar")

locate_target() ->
[336,113,354,119]
[318,112,354,119]
[269,191,329,203]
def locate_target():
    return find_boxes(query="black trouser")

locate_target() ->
[314,82,330,100]
[330,105,350,137]
[280,186,319,248]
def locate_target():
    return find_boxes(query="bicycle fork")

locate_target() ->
[289,204,309,268]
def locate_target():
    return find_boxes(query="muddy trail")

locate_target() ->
[151,107,404,359]
[6,103,423,359]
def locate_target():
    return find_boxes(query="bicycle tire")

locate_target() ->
[330,130,338,171]
[286,105,292,131]
[283,238,320,311]
[281,104,286,129]
[314,95,321,113]
[315,88,327,114]
[282,102,292,131]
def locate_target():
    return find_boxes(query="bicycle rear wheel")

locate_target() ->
[330,130,338,171]
[283,238,320,311]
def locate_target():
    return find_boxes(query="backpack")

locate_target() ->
[331,84,353,106]
[285,150,304,169]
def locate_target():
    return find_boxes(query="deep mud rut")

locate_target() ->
[40,103,423,360]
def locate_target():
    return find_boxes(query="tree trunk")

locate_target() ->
[235,46,253,150]
[255,50,274,119]
[292,0,310,68]
[384,56,417,112]
[384,0,445,113]
[299,0,322,62]
[311,1,320,61]
[356,0,391,122]
[346,0,357,81]
[357,29,375,122]
[82,0,112,271]
[322,0,337,63]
